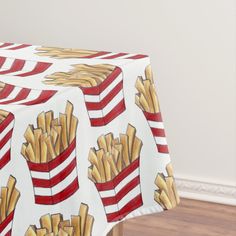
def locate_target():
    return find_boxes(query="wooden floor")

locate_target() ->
[123,198,236,236]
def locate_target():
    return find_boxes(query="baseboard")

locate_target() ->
[175,177,236,206]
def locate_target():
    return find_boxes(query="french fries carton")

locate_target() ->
[143,111,169,155]
[0,110,14,169]
[79,67,126,127]
[135,66,169,156]
[88,124,143,222]
[95,157,143,222]
[0,210,14,236]
[26,138,79,205]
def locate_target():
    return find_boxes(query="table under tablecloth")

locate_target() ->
[0,42,179,236]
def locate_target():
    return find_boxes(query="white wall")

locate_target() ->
[0,0,235,198]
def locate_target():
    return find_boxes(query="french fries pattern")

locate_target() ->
[25,203,94,236]
[21,101,79,205]
[0,176,20,236]
[154,163,180,210]
[135,65,169,155]
[44,64,116,88]
[36,47,99,59]
[43,64,126,127]
[88,124,143,222]
[0,109,14,169]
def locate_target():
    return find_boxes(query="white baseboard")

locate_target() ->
[175,177,236,206]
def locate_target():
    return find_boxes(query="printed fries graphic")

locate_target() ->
[21,101,79,205]
[88,124,143,222]
[43,64,126,127]
[36,47,99,59]
[154,163,180,210]
[0,109,14,169]
[25,203,94,236]
[0,176,20,236]
[135,65,169,156]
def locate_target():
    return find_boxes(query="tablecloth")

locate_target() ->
[0,42,179,236]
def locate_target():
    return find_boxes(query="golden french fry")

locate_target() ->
[166,177,177,208]
[59,113,68,150]
[143,80,154,113]
[7,188,20,214]
[79,203,88,235]
[88,148,99,169]
[59,220,70,229]
[40,136,48,163]
[71,215,81,236]
[21,143,28,160]
[105,133,113,153]
[111,146,119,163]
[63,226,74,236]
[92,165,102,183]
[114,144,123,172]
[24,125,35,150]
[51,213,63,235]
[166,163,174,177]
[45,136,56,160]
[36,228,47,236]
[69,115,78,143]
[50,128,58,146]
[145,64,154,83]
[25,226,37,236]
[88,168,94,183]
[126,124,136,157]
[0,187,8,221]
[84,214,94,236]
[135,76,146,97]
[40,214,52,233]
[131,137,142,161]
[95,149,106,182]
[37,112,46,133]
[65,101,73,139]
[160,190,172,210]
[155,174,168,195]
[53,126,62,156]
[51,118,59,127]
[106,153,119,176]
[6,175,16,211]
[172,181,180,205]
[103,154,112,181]
[26,143,36,162]
[45,111,53,134]
[154,190,165,209]
[139,94,149,112]
[119,134,130,167]
[34,129,42,163]
[97,135,107,152]
[150,84,159,113]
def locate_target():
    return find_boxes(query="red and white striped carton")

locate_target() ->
[95,158,143,222]
[0,83,57,106]
[0,112,14,169]
[0,56,52,77]
[0,211,15,236]
[0,42,31,51]
[143,111,169,156]
[79,67,126,127]
[26,139,79,205]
